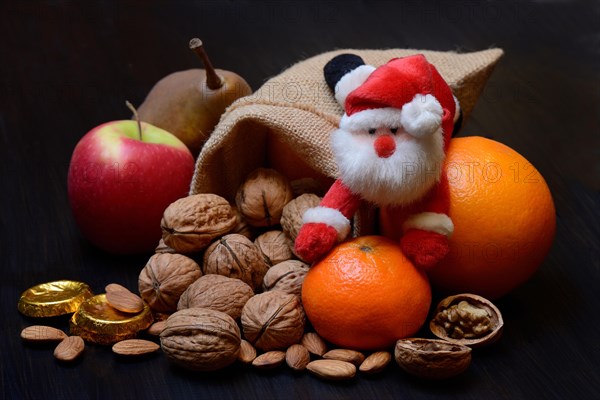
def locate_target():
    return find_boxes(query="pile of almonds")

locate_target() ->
[242,333,393,379]
[20,325,160,362]
[20,167,504,381]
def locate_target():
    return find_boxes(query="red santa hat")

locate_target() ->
[338,55,457,150]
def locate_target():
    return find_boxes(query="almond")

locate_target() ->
[306,359,356,380]
[105,283,130,293]
[21,325,67,343]
[238,340,257,364]
[112,339,160,356]
[359,351,392,374]
[147,320,167,336]
[252,350,286,369]
[300,332,327,356]
[285,344,310,371]
[323,349,365,366]
[105,283,144,313]
[54,336,84,362]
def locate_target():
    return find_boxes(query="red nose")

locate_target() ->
[374,135,396,158]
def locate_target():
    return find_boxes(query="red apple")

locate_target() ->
[67,120,195,254]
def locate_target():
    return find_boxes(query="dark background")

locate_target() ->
[2,1,599,399]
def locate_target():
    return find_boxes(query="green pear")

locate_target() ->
[136,38,252,156]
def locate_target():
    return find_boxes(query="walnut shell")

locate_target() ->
[262,260,309,297]
[281,193,321,243]
[161,194,236,253]
[202,234,269,291]
[160,308,241,371]
[138,253,202,313]
[430,293,504,348]
[241,290,305,351]
[394,338,472,379]
[235,168,293,227]
[254,230,293,266]
[177,274,254,319]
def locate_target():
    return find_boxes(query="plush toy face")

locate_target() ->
[331,112,445,207]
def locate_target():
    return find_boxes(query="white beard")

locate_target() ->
[331,129,445,207]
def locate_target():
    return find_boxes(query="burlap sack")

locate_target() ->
[190,48,503,207]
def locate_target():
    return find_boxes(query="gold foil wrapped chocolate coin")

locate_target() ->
[18,280,93,317]
[69,294,153,345]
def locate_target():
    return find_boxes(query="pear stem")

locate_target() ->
[189,38,223,90]
[125,101,143,141]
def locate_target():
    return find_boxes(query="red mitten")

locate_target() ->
[400,229,450,270]
[294,222,339,263]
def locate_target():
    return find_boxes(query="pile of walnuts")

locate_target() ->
[138,168,324,372]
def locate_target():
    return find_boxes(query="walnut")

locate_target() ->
[202,234,269,291]
[138,253,202,313]
[394,338,472,379]
[281,193,321,243]
[160,308,241,371]
[254,230,293,266]
[161,194,236,253]
[177,274,254,319]
[241,290,305,351]
[429,293,504,347]
[235,168,293,227]
[262,260,309,297]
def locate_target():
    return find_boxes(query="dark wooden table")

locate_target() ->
[2,1,599,399]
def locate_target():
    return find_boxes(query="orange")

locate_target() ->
[301,236,431,350]
[427,136,556,299]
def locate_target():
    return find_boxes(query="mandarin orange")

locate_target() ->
[301,236,431,350]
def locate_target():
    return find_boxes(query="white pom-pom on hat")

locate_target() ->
[334,65,376,106]
[400,93,444,138]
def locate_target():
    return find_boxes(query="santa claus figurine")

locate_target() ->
[294,53,461,270]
